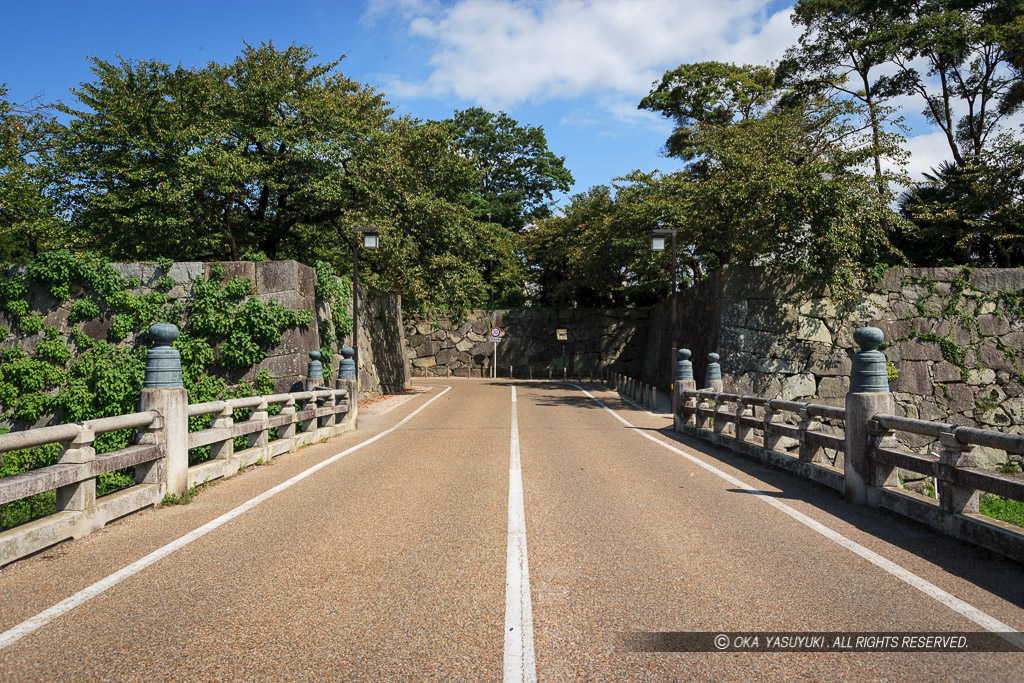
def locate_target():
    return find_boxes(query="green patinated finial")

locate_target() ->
[676,348,693,381]
[705,352,721,384]
[850,326,889,393]
[338,346,356,380]
[143,323,183,388]
[307,350,323,380]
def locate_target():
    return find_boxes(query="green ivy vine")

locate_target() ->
[0,250,351,531]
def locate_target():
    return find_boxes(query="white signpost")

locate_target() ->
[490,327,503,378]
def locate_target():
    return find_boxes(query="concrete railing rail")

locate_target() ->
[184,388,351,489]
[0,411,165,566]
[0,327,360,567]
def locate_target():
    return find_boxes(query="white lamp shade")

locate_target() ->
[363,233,379,250]
[651,235,666,252]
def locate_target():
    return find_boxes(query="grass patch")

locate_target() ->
[980,494,1024,528]
[160,482,207,507]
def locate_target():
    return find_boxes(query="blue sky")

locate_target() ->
[0,0,972,208]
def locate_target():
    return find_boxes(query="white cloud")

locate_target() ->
[366,0,800,109]
[903,131,957,182]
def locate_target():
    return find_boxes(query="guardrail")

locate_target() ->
[0,325,360,566]
[609,329,1024,565]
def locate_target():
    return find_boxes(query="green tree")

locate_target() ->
[639,60,907,295]
[681,96,906,293]
[638,62,778,160]
[781,0,914,199]
[0,85,64,261]
[444,107,574,230]
[527,185,647,307]
[333,116,493,315]
[886,0,1024,166]
[52,42,392,261]
[898,134,1024,266]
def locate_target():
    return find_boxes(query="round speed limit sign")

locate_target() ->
[489,327,502,338]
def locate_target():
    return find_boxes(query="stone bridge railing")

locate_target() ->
[0,325,360,567]
[612,327,1024,565]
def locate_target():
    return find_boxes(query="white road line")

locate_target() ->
[504,386,537,683]
[0,385,454,651]
[570,383,1024,650]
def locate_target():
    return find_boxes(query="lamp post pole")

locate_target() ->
[652,228,678,413]
[670,229,677,391]
[352,227,360,377]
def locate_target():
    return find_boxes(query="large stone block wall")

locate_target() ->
[666,265,1024,471]
[348,286,410,400]
[2,260,406,401]
[403,309,650,378]
[402,265,1024,471]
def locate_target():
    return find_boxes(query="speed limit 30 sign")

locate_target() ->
[489,327,503,339]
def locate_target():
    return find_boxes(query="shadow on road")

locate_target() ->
[637,422,1024,611]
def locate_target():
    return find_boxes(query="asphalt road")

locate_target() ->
[1,380,1023,681]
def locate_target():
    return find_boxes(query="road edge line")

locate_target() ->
[0,385,454,651]
[566,383,1024,650]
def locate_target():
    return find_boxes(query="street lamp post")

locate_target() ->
[351,226,379,386]
[651,228,677,413]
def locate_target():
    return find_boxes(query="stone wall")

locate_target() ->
[402,265,1024,471]
[403,309,650,378]
[665,265,1024,470]
[2,260,406,401]
[347,286,410,400]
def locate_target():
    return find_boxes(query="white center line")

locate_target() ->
[570,383,1024,650]
[0,385,453,651]
[504,385,537,683]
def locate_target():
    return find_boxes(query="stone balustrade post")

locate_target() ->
[797,407,823,463]
[937,431,980,516]
[763,402,782,453]
[735,399,753,444]
[319,391,336,434]
[139,323,189,497]
[712,396,727,437]
[696,392,711,431]
[336,346,359,432]
[674,349,696,432]
[844,327,895,507]
[249,398,270,451]
[55,425,96,513]
[210,404,234,460]
[134,413,164,486]
[280,396,297,439]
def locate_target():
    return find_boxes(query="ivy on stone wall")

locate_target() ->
[0,251,349,531]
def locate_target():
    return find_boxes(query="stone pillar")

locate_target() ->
[209,403,234,461]
[280,396,297,440]
[55,425,96,513]
[674,349,696,432]
[763,402,782,456]
[735,399,753,444]
[797,407,823,463]
[844,327,895,506]
[705,352,723,393]
[937,430,980,516]
[138,323,189,497]
[306,350,324,391]
[336,345,358,431]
